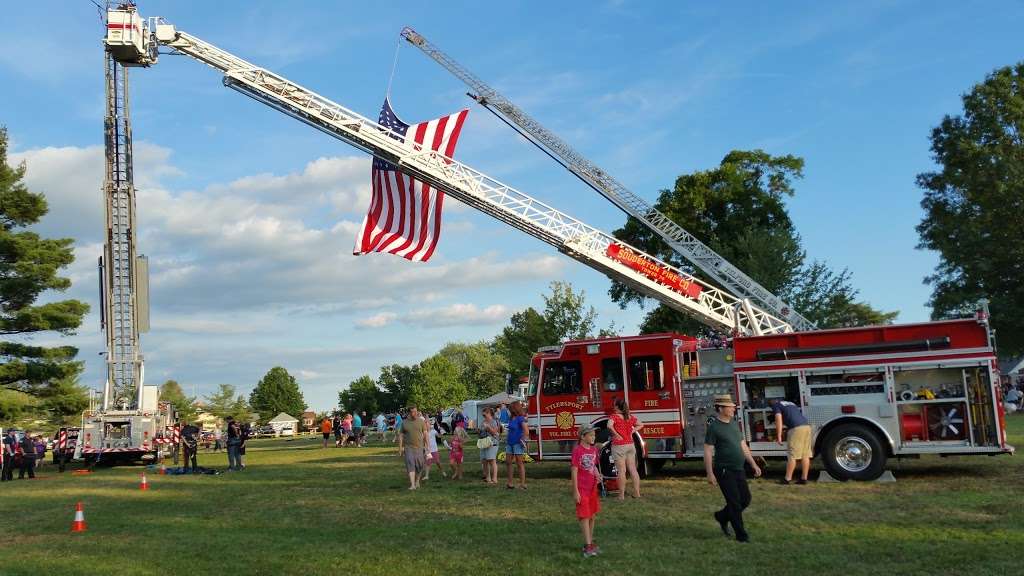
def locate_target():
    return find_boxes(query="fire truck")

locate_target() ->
[527,307,1013,480]
[97,7,1012,480]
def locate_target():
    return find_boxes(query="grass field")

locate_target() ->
[1,417,1022,576]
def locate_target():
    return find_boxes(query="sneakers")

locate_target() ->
[736,533,751,543]
[582,544,600,558]
[796,478,808,485]
[777,478,791,485]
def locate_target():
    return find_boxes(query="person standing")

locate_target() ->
[375,412,388,442]
[704,394,762,543]
[353,412,363,446]
[572,423,601,558]
[504,403,529,490]
[213,427,223,452]
[771,398,812,484]
[447,426,466,480]
[391,412,403,443]
[397,406,428,490]
[17,432,36,479]
[498,403,510,428]
[332,414,343,447]
[180,420,200,473]
[423,417,445,480]
[2,429,18,481]
[226,417,242,471]
[238,422,251,469]
[609,398,644,499]
[320,417,333,448]
[478,407,500,484]
[34,436,46,470]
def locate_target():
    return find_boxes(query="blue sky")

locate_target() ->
[2,1,1021,411]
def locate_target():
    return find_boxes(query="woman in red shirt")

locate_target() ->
[609,398,644,499]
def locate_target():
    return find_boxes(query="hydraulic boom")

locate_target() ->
[400,27,816,332]
[105,11,793,336]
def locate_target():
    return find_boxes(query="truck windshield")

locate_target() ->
[527,363,539,396]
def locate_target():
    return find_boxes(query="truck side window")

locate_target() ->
[602,358,624,391]
[542,361,583,396]
[629,356,664,391]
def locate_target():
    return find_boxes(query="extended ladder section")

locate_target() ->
[100,47,149,411]
[120,19,792,336]
[400,28,816,333]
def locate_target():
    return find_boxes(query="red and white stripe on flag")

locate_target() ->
[353,99,469,262]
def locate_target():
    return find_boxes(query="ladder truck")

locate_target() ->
[77,5,176,465]
[99,8,1012,480]
[400,28,816,334]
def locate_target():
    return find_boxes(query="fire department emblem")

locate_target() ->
[555,411,576,430]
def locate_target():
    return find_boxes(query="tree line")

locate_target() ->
[3,60,1022,429]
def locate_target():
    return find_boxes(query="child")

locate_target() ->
[446,426,467,480]
[423,420,446,480]
[572,423,601,558]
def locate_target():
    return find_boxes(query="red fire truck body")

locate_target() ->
[527,315,1013,480]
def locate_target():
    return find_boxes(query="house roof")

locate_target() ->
[1008,358,1024,375]
[268,412,299,423]
[477,391,520,406]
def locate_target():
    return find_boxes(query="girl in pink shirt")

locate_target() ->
[609,398,644,499]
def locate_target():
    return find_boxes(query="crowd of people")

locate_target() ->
[1,429,48,481]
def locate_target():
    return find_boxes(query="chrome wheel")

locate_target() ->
[835,436,872,472]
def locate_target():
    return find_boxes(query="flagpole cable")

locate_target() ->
[386,33,403,98]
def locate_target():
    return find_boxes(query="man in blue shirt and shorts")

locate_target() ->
[771,398,812,484]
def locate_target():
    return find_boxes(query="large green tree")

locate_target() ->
[159,379,199,423]
[37,363,88,426]
[409,354,466,413]
[338,375,380,415]
[916,62,1024,355]
[376,363,418,412]
[495,281,617,378]
[437,341,510,398]
[249,367,306,422]
[610,150,895,334]
[0,127,89,397]
[205,383,251,422]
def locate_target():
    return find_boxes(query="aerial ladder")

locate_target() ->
[76,5,174,464]
[101,7,793,337]
[399,28,817,333]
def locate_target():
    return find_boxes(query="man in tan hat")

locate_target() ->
[704,394,761,543]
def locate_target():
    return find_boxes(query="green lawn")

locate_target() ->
[2,418,1022,576]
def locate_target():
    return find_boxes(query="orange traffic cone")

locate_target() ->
[71,502,87,532]
[139,471,150,491]
[159,464,167,475]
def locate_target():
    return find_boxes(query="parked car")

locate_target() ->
[257,425,276,438]
[279,425,295,437]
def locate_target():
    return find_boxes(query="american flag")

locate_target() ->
[353,98,469,262]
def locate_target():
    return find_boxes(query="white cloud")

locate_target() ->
[402,303,511,328]
[357,303,511,330]
[356,312,398,328]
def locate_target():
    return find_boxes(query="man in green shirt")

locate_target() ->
[397,406,429,490]
[704,394,761,543]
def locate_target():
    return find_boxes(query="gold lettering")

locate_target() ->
[644,399,658,407]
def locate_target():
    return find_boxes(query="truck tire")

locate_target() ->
[821,423,887,481]
[644,458,667,476]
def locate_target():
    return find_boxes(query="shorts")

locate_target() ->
[506,443,525,456]
[787,425,812,459]
[427,451,440,465]
[480,445,498,461]
[404,448,425,473]
[322,432,331,440]
[576,487,600,520]
[611,443,635,463]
